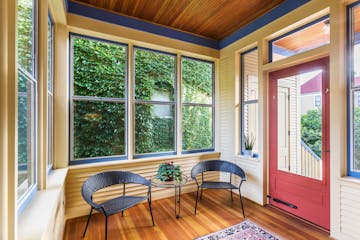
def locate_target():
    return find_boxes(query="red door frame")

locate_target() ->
[269,57,330,230]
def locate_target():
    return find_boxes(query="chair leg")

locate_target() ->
[148,198,155,226]
[105,215,108,240]
[194,186,200,215]
[121,211,124,217]
[82,207,93,238]
[239,189,245,218]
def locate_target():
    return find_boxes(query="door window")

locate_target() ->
[277,70,323,180]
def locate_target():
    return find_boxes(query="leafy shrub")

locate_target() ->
[301,109,322,158]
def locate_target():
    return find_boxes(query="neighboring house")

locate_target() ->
[300,71,322,114]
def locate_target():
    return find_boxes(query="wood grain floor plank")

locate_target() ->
[64,189,330,240]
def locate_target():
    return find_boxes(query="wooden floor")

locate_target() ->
[64,189,330,240]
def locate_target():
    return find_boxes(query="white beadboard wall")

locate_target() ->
[339,179,360,239]
[219,56,264,205]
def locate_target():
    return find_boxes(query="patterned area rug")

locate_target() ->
[195,219,279,240]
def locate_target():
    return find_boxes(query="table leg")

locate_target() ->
[174,185,181,218]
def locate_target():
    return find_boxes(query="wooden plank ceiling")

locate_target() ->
[70,0,286,40]
[274,18,330,52]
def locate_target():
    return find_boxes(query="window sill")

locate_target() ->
[337,176,360,187]
[234,154,260,165]
[18,168,68,240]
[68,151,221,170]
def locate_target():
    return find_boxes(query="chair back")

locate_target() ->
[191,160,246,180]
[81,171,150,208]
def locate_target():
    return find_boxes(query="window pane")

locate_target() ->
[135,104,175,154]
[134,48,175,101]
[243,103,259,153]
[182,106,213,151]
[270,17,330,62]
[182,58,213,104]
[353,6,360,87]
[242,50,258,101]
[73,100,126,159]
[17,70,36,198]
[18,0,35,75]
[47,15,54,168]
[72,36,127,98]
[241,48,259,155]
[353,91,360,171]
[47,95,53,167]
[276,70,323,180]
[47,16,53,92]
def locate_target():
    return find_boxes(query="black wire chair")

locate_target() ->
[191,160,247,218]
[81,171,154,239]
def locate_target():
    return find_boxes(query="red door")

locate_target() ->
[269,57,330,230]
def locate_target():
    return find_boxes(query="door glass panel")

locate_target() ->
[277,69,323,180]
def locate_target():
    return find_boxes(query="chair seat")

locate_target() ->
[101,195,147,216]
[201,181,237,189]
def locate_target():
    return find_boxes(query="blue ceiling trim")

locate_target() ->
[67,1,219,49]
[219,0,311,49]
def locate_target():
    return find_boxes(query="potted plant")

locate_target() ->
[244,133,255,156]
[156,162,182,182]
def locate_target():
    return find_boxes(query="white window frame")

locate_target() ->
[133,46,177,158]
[47,14,54,171]
[240,47,259,156]
[17,0,38,214]
[69,33,128,164]
[181,56,215,154]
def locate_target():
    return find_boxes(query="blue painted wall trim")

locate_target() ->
[219,0,311,49]
[68,1,219,49]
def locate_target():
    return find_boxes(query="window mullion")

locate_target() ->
[72,95,126,103]
[177,54,182,155]
[128,43,134,159]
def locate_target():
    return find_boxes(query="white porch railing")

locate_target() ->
[301,140,322,180]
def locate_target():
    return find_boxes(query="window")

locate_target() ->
[348,2,360,177]
[134,47,176,157]
[70,34,127,164]
[47,14,54,169]
[69,33,216,163]
[269,16,330,62]
[240,48,259,155]
[181,57,214,152]
[17,0,37,205]
[315,95,321,107]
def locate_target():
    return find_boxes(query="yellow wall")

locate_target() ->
[219,0,360,238]
[1,1,17,239]
[4,0,360,239]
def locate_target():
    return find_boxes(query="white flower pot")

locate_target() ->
[243,150,252,156]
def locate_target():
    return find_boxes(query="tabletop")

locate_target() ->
[150,174,188,188]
